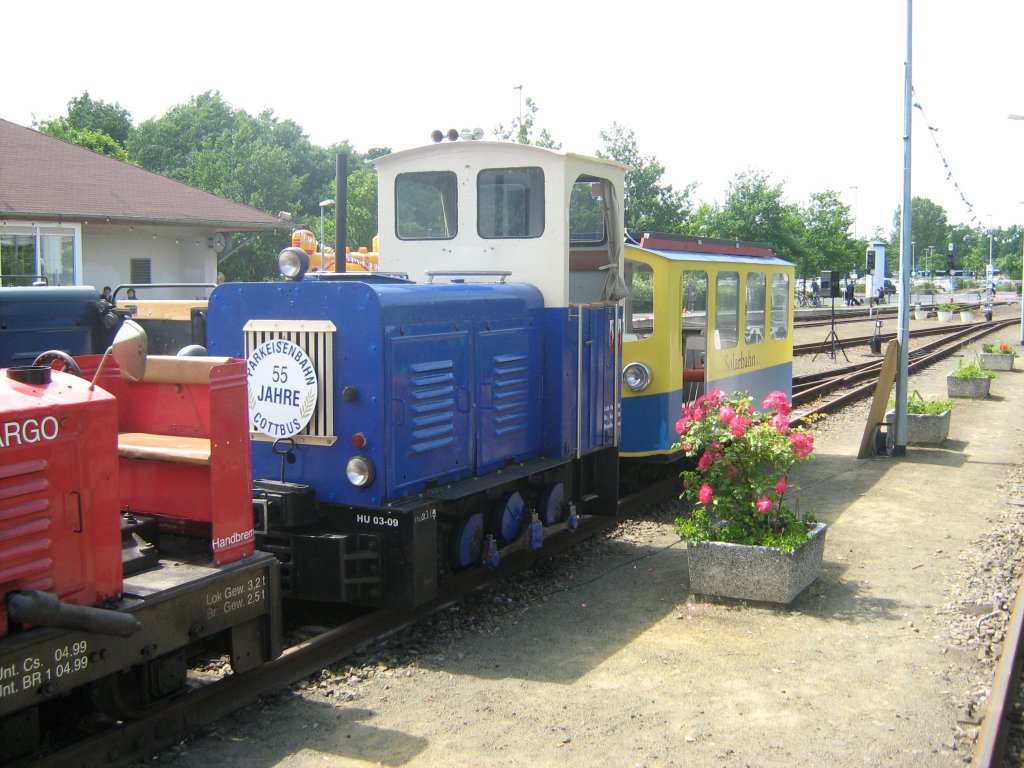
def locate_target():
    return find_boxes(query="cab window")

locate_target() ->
[396,171,457,240]
[745,272,766,344]
[478,167,544,238]
[771,273,790,339]
[568,176,607,245]
[714,271,739,350]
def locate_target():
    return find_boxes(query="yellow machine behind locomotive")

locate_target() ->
[619,233,795,474]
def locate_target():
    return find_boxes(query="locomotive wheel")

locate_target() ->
[32,350,83,377]
[494,491,525,546]
[89,668,148,720]
[452,512,485,570]
[88,652,188,720]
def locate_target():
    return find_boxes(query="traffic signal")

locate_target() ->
[866,249,875,273]
[946,250,955,272]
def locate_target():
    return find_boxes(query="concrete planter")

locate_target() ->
[979,352,1014,371]
[914,309,929,321]
[937,310,954,322]
[686,523,828,604]
[960,311,976,323]
[946,375,991,398]
[884,408,951,445]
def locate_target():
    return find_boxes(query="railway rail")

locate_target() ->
[11,477,678,768]
[13,319,1016,768]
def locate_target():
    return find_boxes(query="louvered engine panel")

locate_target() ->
[387,330,472,501]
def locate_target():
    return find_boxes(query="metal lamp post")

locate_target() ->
[319,199,336,264]
[1011,116,1024,345]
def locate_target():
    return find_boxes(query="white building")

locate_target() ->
[0,118,290,297]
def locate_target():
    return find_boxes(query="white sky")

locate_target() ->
[6,0,1023,241]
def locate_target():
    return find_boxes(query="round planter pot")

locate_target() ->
[946,374,991,398]
[979,352,1014,371]
[937,310,954,322]
[960,311,975,323]
[686,523,828,604]
[914,310,929,321]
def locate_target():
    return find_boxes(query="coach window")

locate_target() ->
[771,273,790,339]
[478,167,544,238]
[395,171,458,240]
[681,270,708,367]
[624,259,654,337]
[744,272,766,345]
[714,271,739,350]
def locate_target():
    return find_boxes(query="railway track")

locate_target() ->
[15,320,1015,768]
[12,478,677,768]
[790,319,1016,426]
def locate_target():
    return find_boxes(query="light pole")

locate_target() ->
[1011,116,1024,344]
[988,213,994,281]
[849,186,858,240]
[319,199,336,265]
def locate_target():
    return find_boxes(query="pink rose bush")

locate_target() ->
[674,389,817,551]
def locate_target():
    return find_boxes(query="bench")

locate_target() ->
[86,354,254,565]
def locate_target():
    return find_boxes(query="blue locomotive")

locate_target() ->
[207,141,628,609]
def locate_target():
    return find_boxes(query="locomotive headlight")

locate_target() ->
[278,247,310,280]
[622,362,653,392]
[346,455,376,487]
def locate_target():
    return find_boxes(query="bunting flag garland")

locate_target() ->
[912,93,982,228]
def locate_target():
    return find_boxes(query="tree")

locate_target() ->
[693,170,806,270]
[801,191,858,277]
[35,91,134,159]
[493,97,561,149]
[595,123,694,234]
[890,197,950,269]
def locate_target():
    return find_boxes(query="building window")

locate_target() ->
[0,223,81,286]
[130,258,152,284]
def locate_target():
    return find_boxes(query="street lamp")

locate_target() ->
[988,214,994,281]
[319,199,336,264]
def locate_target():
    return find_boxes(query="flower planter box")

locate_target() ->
[946,375,991,398]
[686,523,828,604]
[979,352,1014,371]
[937,310,954,322]
[884,408,951,445]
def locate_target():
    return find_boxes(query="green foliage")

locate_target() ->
[673,389,816,551]
[690,170,805,268]
[891,197,950,261]
[952,358,995,379]
[595,122,695,234]
[982,343,1016,356]
[493,96,561,149]
[35,91,133,159]
[938,302,958,312]
[888,390,954,415]
[801,191,859,276]
[35,124,128,160]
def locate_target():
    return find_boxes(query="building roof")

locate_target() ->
[0,118,287,231]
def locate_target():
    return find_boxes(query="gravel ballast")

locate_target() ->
[148,328,1024,768]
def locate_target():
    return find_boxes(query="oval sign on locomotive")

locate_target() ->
[247,339,318,439]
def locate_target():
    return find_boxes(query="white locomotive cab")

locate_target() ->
[373,142,627,309]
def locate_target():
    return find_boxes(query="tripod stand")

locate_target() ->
[812,295,848,362]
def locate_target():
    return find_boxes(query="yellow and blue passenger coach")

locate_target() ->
[620,234,794,462]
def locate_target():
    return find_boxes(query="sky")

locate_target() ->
[6,1,1023,244]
